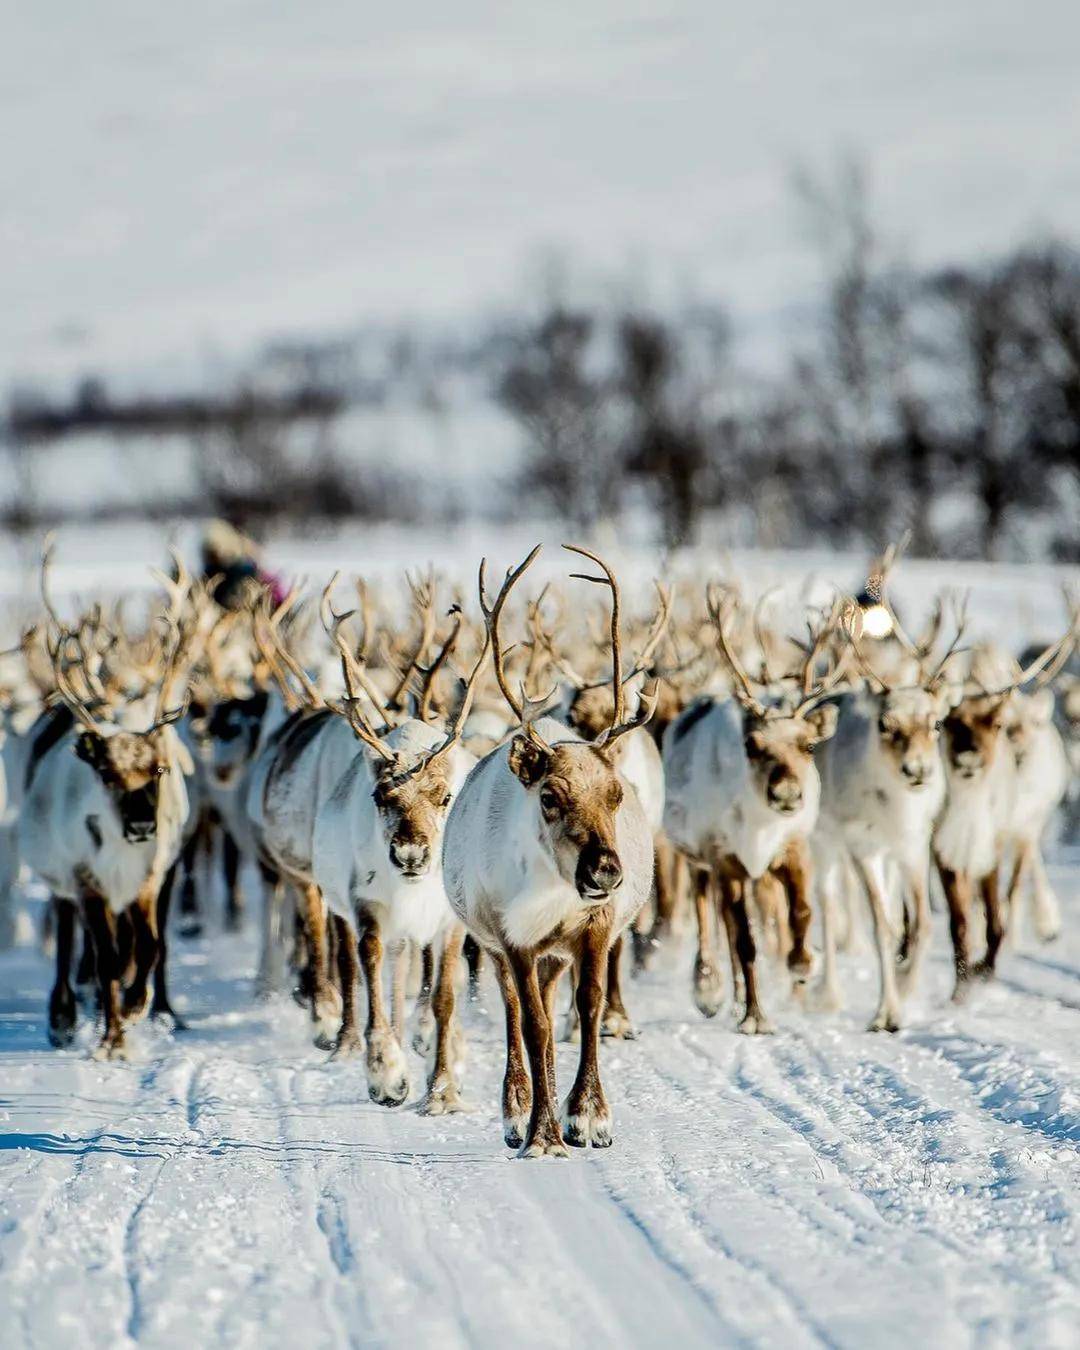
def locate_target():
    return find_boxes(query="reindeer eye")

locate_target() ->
[440,792,451,808]
[539,788,559,814]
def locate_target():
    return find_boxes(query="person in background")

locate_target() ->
[200,519,287,611]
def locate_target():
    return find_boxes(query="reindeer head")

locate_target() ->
[322,573,483,883]
[482,545,657,905]
[942,692,1010,778]
[508,734,626,899]
[1004,687,1056,768]
[41,539,197,843]
[368,752,455,880]
[741,704,838,814]
[709,585,841,816]
[202,688,270,786]
[74,726,178,843]
[875,686,955,789]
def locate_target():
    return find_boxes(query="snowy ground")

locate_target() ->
[2,854,1079,1349]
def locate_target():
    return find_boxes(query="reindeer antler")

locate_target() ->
[562,544,627,731]
[706,582,768,718]
[478,545,543,725]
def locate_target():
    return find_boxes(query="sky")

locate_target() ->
[5,1,1080,390]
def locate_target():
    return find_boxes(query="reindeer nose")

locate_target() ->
[901,761,927,786]
[576,846,622,900]
[953,749,982,777]
[767,768,802,812]
[391,839,430,877]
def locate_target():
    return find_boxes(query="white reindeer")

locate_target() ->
[443,546,655,1157]
[663,592,840,1033]
[312,593,483,1110]
[21,632,193,1058]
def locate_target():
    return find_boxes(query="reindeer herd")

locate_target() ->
[0,540,1076,1158]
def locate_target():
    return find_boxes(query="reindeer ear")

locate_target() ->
[804,703,838,745]
[1028,687,1055,725]
[507,733,550,787]
[73,732,103,768]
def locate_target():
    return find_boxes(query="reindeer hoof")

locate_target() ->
[92,1038,129,1062]
[868,1010,901,1033]
[367,1034,410,1106]
[787,949,816,982]
[738,1010,775,1035]
[520,1130,570,1160]
[328,1031,364,1061]
[151,1006,189,1033]
[971,958,997,982]
[47,1020,77,1049]
[178,920,203,940]
[503,1116,528,1149]
[601,1010,637,1040]
[411,1019,436,1058]
[121,989,151,1025]
[419,1082,471,1116]
[693,963,724,1018]
[562,1098,613,1148]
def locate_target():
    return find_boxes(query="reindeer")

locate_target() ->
[934,632,1075,998]
[443,545,655,1157]
[541,583,672,1037]
[662,590,840,1033]
[20,561,195,1057]
[811,595,967,1029]
[311,585,483,1110]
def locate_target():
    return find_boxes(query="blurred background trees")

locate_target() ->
[4,169,1078,561]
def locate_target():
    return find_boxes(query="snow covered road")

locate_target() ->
[2,864,1079,1349]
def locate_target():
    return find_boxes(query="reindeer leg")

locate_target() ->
[493,951,531,1148]
[937,858,973,1001]
[122,894,159,1025]
[420,924,470,1114]
[691,866,724,1017]
[178,814,205,938]
[854,855,902,1032]
[540,956,569,1097]
[510,949,568,1158]
[255,863,284,999]
[47,898,78,1047]
[896,862,931,998]
[810,856,844,1012]
[776,838,814,986]
[390,941,409,1043]
[719,861,773,1034]
[463,934,484,1003]
[561,960,581,1043]
[563,923,614,1147]
[222,830,244,932]
[1004,842,1030,949]
[357,914,409,1106]
[973,868,1004,979]
[412,943,437,1056]
[329,915,362,1059]
[75,918,96,1006]
[150,863,187,1029]
[1029,846,1061,943]
[301,882,341,1049]
[83,896,127,1061]
[601,934,636,1039]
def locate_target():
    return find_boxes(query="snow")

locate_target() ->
[2,863,1080,1348]
[1,540,1078,1346]
[6,4,1080,388]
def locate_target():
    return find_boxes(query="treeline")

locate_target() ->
[496,239,1080,561]
[5,192,1079,559]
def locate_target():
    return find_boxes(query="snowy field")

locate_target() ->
[0,539,1077,1348]
[1,863,1079,1348]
